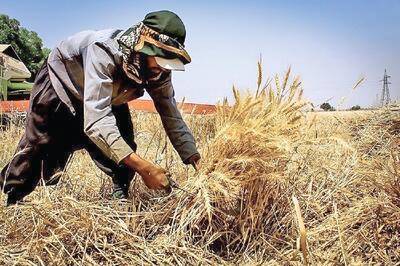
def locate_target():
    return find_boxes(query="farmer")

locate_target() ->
[0,10,201,205]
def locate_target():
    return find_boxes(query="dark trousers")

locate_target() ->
[0,63,137,199]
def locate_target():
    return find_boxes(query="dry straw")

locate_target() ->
[0,63,399,265]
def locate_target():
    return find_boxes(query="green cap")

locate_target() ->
[137,10,191,64]
[143,10,186,45]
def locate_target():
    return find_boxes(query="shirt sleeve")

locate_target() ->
[83,43,133,164]
[146,72,199,164]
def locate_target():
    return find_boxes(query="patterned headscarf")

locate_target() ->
[117,21,191,84]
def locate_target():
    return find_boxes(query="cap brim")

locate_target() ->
[154,57,185,71]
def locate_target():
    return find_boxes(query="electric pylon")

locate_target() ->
[380,69,391,106]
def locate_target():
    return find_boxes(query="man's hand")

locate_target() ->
[122,153,170,191]
[186,153,201,171]
[137,163,171,190]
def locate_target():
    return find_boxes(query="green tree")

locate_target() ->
[0,14,49,80]
[350,105,361,111]
[320,102,334,111]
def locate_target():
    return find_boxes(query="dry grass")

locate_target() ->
[0,66,399,265]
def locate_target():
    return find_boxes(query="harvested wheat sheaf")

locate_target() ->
[0,66,399,265]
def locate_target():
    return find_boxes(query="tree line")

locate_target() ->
[0,14,50,81]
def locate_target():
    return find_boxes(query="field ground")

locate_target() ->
[0,78,399,265]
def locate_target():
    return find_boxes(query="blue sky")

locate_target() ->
[2,0,399,108]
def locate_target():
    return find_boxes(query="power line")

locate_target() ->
[380,69,391,106]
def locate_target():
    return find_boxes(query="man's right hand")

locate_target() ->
[137,162,171,190]
[122,153,170,191]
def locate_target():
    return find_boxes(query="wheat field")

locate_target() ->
[0,67,399,265]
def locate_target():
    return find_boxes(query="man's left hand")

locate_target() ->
[187,153,201,171]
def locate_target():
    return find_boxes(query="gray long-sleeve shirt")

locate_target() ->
[47,29,198,164]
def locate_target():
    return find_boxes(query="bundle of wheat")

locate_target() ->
[143,67,311,261]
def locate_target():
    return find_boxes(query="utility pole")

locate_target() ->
[380,69,391,106]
